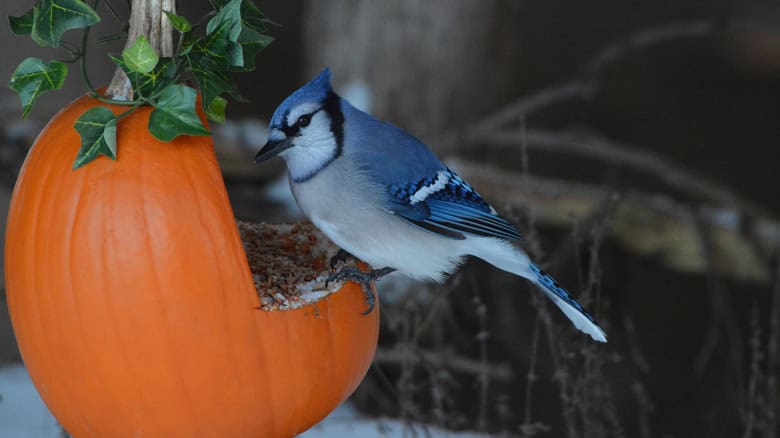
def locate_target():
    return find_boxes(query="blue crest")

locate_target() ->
[270,68,333,128]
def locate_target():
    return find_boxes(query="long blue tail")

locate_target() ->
[529,263,607,342]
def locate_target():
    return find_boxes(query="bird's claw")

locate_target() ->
[325,266,395,315]
[360,286,376,315]
[329,249,355,271]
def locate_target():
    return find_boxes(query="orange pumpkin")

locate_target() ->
[4,93,379,437]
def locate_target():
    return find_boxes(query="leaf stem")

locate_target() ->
[195,11,216,28]
[115,103,143,121]
[80,20,140,106]
[175,29,185,55]
[79,18,95,93]
[57,55,83,64]
[60,40,80,53]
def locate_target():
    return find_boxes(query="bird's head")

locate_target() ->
[255,68,344,182]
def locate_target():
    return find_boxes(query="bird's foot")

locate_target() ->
[326,266,396,315]
[329,249,355,270]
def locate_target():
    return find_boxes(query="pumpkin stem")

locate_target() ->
[106,0,176,100]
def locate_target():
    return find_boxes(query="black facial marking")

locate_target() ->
[281,122,300,138]
[279,108,296,137]
[323,91,344,157]
[288,91,346,184]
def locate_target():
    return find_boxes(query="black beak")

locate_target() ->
[254,137,293,163]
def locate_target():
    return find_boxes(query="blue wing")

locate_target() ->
[387,168,522,241]
[338,101,521,241]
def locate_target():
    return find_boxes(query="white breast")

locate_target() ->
[289,159,467,281]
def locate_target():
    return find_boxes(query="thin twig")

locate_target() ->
[764,259,780,438]
[469,274,490,432]
[520,316,541,434]
[373,348,514,381]
[691,205,744,388]
[624,317,654,438]
[741,305,762,438]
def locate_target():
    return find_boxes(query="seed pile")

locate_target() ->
[238,221,344,311]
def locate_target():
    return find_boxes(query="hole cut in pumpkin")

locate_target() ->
[239,221,354,311]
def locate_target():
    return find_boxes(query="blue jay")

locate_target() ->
[255,69,607,342]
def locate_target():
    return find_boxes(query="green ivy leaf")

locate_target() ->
[8,58,68,118]
[178,30,199,56]
[208,0,272,72]
[163,10,192,33]
[148,84,210,141]
[184,0,272,114]
[31,0,100,48]
[206,0,242,42]
[210,0,275,31]
[205,95,228,123]
[9,9,35,35]
[189,60,243,112]
[73,107,117,169]
[232,26,273,72]
[110,55,177,98]
[197,0,272,71]
[191,17,241,70]
[227,38,244,67]
[122,36,159,74]
[208,0,229,9]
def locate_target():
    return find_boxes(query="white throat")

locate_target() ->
[280,111,339,182]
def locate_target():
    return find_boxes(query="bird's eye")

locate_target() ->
[296,114,311,128]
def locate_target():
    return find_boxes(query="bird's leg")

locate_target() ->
[329,248,355,270]
[326,266,396,315]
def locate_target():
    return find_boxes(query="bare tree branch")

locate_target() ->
[485,128,774,219]
[445,157,779,283]
[460,19,780,141]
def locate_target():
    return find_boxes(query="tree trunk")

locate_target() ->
[303,0,526,146]
[106,0,176,100]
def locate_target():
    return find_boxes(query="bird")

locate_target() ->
[255,68,607,342]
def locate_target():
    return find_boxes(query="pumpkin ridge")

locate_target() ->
[119,144,171,434]
[137,149,200,430]
[286,299,340,435]
[6,158,46,367]
[172,139,256,427]
[320,300,340,414]
[31,140,97,436]
[251,314,281,434]
[7,135,41,405]
[99,162,158,434]
[12,170,50,421]
[63,163,108,437]
[282,303,299,433]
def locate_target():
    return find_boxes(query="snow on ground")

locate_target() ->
[0,364,488,437]
[0,364,61,438]
[300,401,491,437]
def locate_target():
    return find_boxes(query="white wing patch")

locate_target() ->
[409,170,450,205]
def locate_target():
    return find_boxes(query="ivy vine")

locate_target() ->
[7,0,274,168]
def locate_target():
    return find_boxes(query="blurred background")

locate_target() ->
[2,1,780,437]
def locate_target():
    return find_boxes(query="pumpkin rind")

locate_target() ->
[4,94,379,437]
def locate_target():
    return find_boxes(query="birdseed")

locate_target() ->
[238,221,347,311]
